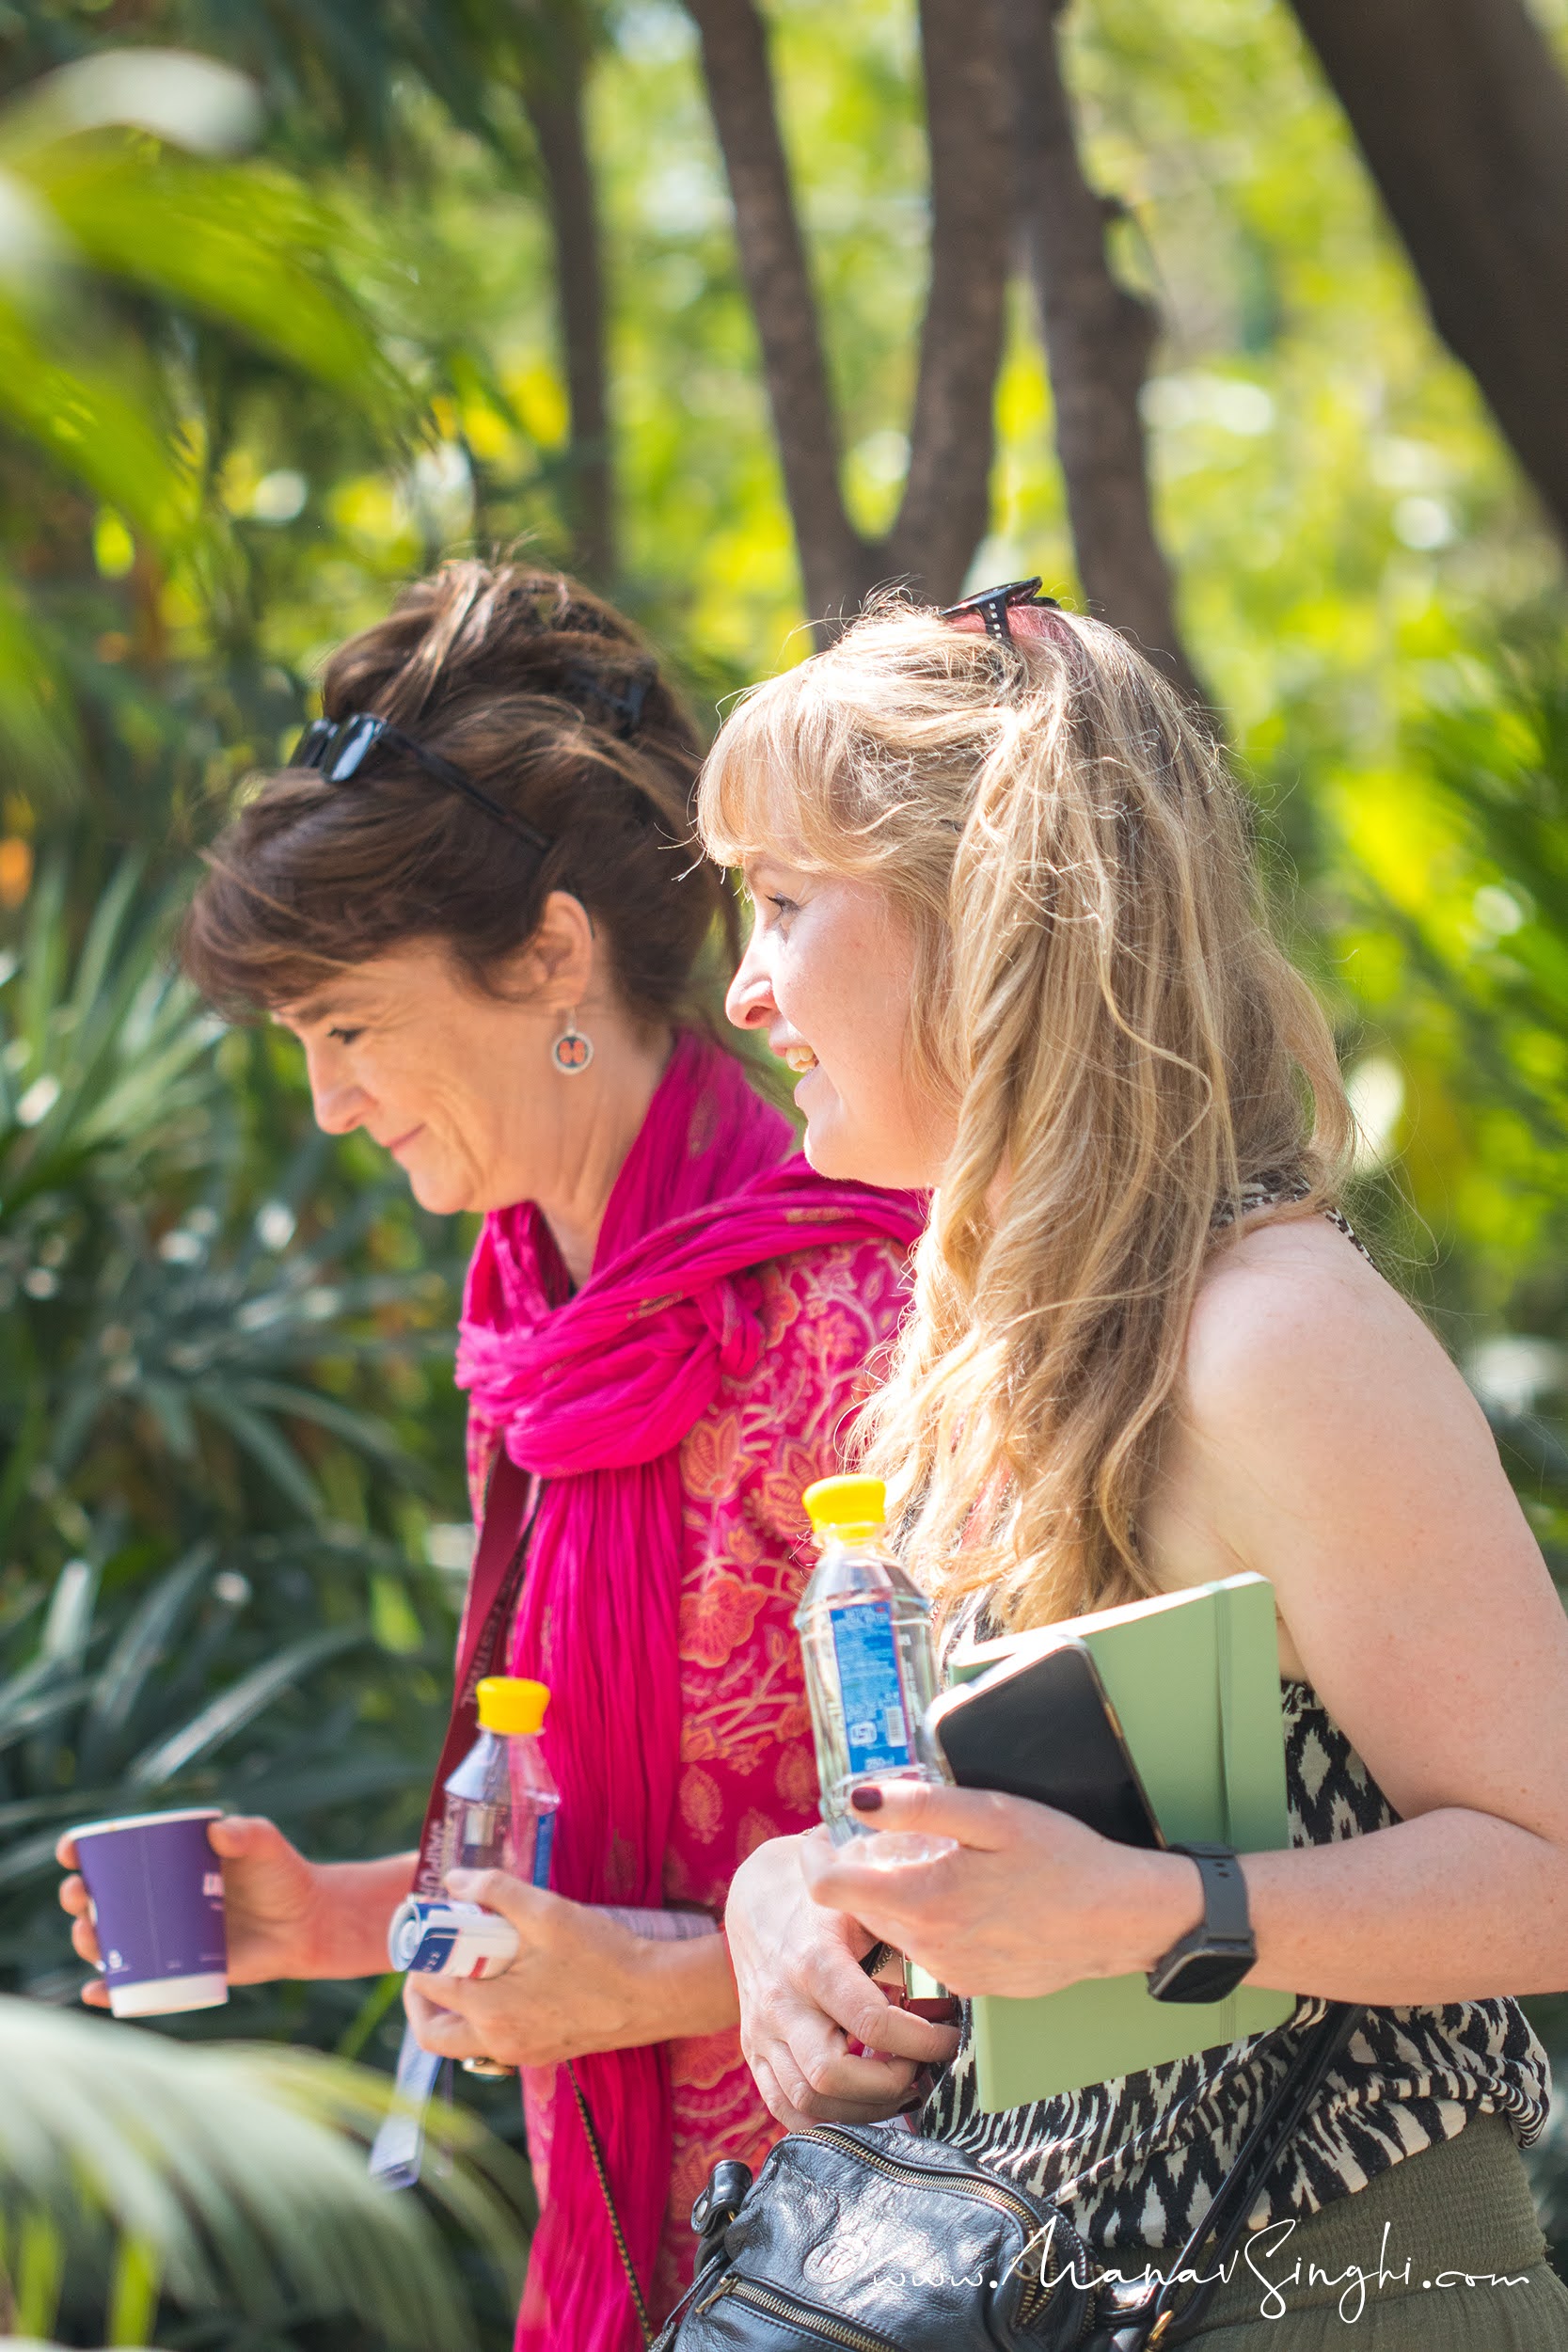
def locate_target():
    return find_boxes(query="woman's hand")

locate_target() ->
[403,1867,738,2070]
[725,1831,962,2133]
[56,1818,414,2002]
[800,1782,1202,2000]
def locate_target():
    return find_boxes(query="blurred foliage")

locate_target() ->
[0,861,471,2032]
[0,42,417,807]
[0,0,1565,2325]
[0,1995,528,2348]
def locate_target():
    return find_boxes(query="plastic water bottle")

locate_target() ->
[372,1675,560,2174]
[437,1675,560,2081]
[795,1476,949,1851]
[436,1674,559,1889]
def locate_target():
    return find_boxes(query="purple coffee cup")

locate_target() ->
[69,1806,228,2018]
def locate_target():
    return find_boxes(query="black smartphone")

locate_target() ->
[919,1640,1164,1849]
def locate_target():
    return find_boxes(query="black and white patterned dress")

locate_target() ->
[919,1202,1552,2250]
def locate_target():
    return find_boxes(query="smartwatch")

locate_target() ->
[1146,1842,1257,2004]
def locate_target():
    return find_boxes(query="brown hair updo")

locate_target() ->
[181,560,733,1021]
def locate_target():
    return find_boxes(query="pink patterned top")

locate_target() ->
[468,1233,910,2323]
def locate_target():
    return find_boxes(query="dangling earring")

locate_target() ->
[552,1008,594,1074]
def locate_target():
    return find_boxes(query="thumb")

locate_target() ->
[206,1814,283,1860]
[445,1866,546,1925]
[849,1776,1014,1850]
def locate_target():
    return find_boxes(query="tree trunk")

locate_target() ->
[685,0,864,628]
[1287,0,1568,557]
[686,0,1010,634]
[883,0,1012,605]
[1009,0,1206,708]
[517,8,616,584]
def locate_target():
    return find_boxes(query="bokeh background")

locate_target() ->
[3,0,1568,2341]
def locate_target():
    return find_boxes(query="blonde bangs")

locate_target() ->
[697,663,863,875]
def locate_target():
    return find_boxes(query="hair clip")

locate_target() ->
[940,578,1068,646]
[564,660,657,739]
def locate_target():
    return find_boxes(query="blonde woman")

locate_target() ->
[696,584,1568,2346]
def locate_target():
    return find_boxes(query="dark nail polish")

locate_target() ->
[850,1785,884,1813]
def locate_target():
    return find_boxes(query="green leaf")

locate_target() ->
[123,1625,365,1787]
[80,1544,215,1768]
[195,1390,325,1519]
[105,2232,161,2349]
[26,145,410,434]
[0,298,199,546]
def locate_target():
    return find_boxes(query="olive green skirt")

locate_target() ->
[1107,2115,1568,2347]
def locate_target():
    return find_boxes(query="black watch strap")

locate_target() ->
[1172,1842,1251,1938]
[1146,1840,1257,2004]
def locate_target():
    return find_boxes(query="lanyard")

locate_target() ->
[371,1453,541,2189]
[411,1452,540,1896]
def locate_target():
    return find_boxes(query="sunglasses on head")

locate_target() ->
[293,713,552,855]
[939,576,1070,645]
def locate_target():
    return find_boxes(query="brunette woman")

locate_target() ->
[701,585,1568,2346]
[58,563,920,2350]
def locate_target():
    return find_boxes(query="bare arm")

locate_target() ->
[1164,1218,1568,1999]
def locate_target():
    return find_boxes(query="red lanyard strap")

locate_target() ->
[412,1454,540,1895]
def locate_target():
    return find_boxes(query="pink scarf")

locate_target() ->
[455,1030,924,2352]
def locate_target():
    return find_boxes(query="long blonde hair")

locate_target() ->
[699,602,1352,1630]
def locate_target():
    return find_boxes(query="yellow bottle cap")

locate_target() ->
[475,1677,550,1736]
[802,1475,887,1537]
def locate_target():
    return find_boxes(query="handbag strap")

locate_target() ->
[1139,2001,1361,2346]
[567,2058,656,2348]
[412,1454,540,1894]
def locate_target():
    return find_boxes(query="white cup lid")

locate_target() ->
[70,1806,223,1842]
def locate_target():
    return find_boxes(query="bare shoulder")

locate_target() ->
[1162,1213,1565,1815]
[1179,1213,1489,1465]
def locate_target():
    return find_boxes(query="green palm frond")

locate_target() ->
[122,1624,364,1787]
[0,1995,527,2345]
[0,1557,340,1896]
[0,860,219,1215]
[0,860,449,1528]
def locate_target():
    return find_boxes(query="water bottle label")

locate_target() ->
[830,1600,912,1776]
[531,1807,556,1889]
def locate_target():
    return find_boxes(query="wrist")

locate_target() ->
[1124,1848,1208,1977]
[311,1852,417,1978]
[624,1929,740,2044]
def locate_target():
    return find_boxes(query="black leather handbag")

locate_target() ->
[643,2004,1359,2352]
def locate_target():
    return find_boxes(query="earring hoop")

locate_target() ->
[552,1008,594,1074]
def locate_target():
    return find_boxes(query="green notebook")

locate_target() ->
[908,1572,1295,2110]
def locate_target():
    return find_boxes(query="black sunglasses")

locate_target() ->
[939,576,1065,644]
[293,713,552,855]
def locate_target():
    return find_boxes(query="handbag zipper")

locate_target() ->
[691,2273,902,2350]
[792,2126,1081,2332]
